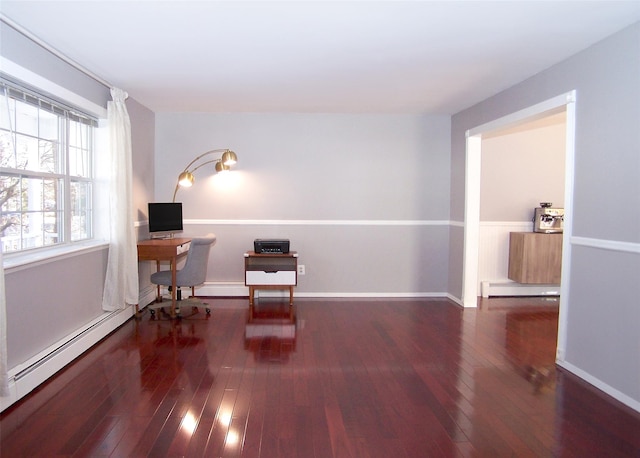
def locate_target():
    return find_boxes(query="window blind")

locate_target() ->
[0,76,98,127]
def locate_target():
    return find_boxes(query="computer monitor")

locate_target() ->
[148,202,183,236]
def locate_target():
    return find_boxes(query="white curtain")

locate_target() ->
[0,250,8,397]
[102,88,139,311]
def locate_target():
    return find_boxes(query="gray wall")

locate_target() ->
[449,23,640,405]
[1,21,110,369]
[3,97,154,376]
[154,113,451,295]
[128,98,157,301]
[480,115,565,222]
[0,23,109,110]
[4,250,108,368]
[1,21,156,371]
[129,98,156,221]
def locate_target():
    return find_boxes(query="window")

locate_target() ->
[0,79,97,254]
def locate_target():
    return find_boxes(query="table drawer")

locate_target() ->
[246,270,296,285]
[245,257,296,271]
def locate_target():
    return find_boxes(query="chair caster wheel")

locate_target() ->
[206,308,211,315]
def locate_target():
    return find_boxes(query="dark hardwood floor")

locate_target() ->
[2,297,639,457]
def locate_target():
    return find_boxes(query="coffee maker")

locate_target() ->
[533,202,564,233]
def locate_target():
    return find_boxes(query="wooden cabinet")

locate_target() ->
[508,232,562,284]
[245,251,297,306]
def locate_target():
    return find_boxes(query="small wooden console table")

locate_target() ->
[137,237,191,317]
[508,232,562,284]
[244,251,298,306]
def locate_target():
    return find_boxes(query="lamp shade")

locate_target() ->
[221,150,237,166]
[178,171,194,187]
[215,161,230,172]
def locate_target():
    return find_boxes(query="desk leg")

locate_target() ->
[170,261,177,318]
[155,260,162,302]
[249,286,255,306]
[289,286,294,306]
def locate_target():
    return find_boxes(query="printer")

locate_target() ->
[254,239,290,254]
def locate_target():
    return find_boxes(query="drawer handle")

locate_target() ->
[264,270,278,273]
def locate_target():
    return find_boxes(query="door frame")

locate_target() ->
[461,90,576,358]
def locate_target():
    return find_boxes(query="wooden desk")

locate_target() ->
[137,238,191,317]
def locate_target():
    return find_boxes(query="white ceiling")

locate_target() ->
[1,1,639,114]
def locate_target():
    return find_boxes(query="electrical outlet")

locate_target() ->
[297,264,305,275]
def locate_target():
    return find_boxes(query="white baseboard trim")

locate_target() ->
[155,281,452,301]
[446,293,464,307]
[1,305,135,413]
[145,282,247,301]
[197,282,247,297]
[481,280,561,298]
[556,359,640,413]
[139,284,158,307]
[291,292,449,299]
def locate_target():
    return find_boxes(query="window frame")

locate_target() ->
[1,72,107,263]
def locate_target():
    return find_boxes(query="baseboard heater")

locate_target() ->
[2,307,134,413]
[481,281,560,298]
[13,311,118,382]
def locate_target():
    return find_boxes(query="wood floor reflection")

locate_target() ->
[2,297,639,457]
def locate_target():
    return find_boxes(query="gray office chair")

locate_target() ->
[149,234,217,317]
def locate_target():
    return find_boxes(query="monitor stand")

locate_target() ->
[150,232,176,240]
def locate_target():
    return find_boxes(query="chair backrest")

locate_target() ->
[176,234,217,287]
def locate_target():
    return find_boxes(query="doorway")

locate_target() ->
[478,111,566,296]
[462,91,576,360]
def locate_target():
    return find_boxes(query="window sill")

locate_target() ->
[3,240,110,273]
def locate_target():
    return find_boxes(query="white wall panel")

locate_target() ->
[478,221,532,286]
